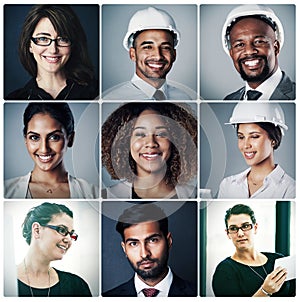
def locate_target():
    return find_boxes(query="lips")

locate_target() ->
[43,56,61,63]
[240,56,263,70]
[36,154,54,163]
[146,60,167,70]
[244,151,256,160]
[57,244,68,253]
[140,153,162,160]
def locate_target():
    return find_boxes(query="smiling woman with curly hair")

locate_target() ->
[102,102,197,199]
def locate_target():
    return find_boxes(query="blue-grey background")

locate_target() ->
[200,4,296,100]
[101,102,198,189]
[4,102,99,187]
[101,4,197,97]
[200,102,295,197]
[101,200,198,294]
[4,4,99,98]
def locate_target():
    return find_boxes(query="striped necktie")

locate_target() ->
[142,288,159,297]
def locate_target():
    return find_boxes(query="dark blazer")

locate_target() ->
[224,71,295,100]
[102,272,197,297]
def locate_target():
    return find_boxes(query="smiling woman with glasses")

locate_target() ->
[5,5,98,100]
[212,204,294,297]
[17,202,92,297]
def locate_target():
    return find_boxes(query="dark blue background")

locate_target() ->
[4,4,99,98]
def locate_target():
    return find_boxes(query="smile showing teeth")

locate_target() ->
[43,56,60,63]
[148,62,163,68]
[141,153,161,160]
[57,244,67,251]
[244,152,256,159]
[244,59,259,67]
[39,155,52,160]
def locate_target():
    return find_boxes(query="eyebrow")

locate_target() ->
[228,222,251,227]
[140,41,173,46]
[125,233,162,243]
[133,126,168,131]
[34,32,52,37]
[27,129,64,136]
[237,131,262,135]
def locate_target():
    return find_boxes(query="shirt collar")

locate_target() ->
[244,67,282,100]
[131,73,167,99]
[135,267,173,297]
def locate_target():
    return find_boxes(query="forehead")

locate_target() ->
[135,29,174,44]
[238,123,268,134]
[33,17,56,34]
[230,17,275,39]
[49,213,73,227]
[27,113,64,131]
[227,214,251,226]
[134,110,166,127]
[123,221,161,240]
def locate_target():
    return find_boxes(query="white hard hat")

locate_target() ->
[123,6,180,51]
[226,102,288,133]
[222,5,284,55]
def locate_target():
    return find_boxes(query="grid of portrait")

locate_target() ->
[1,3,297,300]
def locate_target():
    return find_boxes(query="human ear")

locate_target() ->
[167,232,173,249]
[32,222,41,239]
[121,241,127,256]
[129,47,136,62]
[67,132,75,147]
[274,40,280,56]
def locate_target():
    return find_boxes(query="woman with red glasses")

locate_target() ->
[17,202,92,297]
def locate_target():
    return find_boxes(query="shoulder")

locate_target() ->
[4,173,31,198]
[68,175,99,198]
[166,84,194,100]
[102,82,145,100]
[175,184,197,198]
[224,87,245,100]
[54,268,92,296]
[5,79,35,100]
[103,181,132,199]
[169,273,197,297]
[70,79,99,100]
[102,278,136,297]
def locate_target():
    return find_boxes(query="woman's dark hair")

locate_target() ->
[102,102,197,186]
[224,204,256,229]
[116,203,168,241]
[19,5,95,85]
[23,102,74,136]
[237,122,282,150]
[22,202,73,245]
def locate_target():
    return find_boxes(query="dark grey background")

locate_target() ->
[200,102,295,197]
[4,4,99,98]
[200,4,296,100]
[101,201,198,294]
[101,4,197,97]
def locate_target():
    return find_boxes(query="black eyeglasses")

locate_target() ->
[43,224,78,241]
[227,223,253,234]
[31,36,71,47]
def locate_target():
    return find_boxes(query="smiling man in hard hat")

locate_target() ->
[222,5,295,100]
[103,6,194,100]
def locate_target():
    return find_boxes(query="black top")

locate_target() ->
[5,78,99,100]
[18,268,92,297]
[102,272,197,297]
[212,252,295,297]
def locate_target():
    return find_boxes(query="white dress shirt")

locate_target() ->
[218,165,295,199]
[135,267,173,297]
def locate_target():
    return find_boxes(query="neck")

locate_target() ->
[36,72,67,98]
[136,72,165,89]
[31,164,68,185]
[249,160,276,181]
[24,250,51,275]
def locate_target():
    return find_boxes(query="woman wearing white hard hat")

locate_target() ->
[218,102,295,198]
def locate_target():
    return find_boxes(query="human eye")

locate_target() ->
[233,42,245,49]
[148,236,160,244]
[251,134,260,139]
[57,226,68,236]
[49,134,62,141]
[237,134,244,140]
[36,36,50,44]
[156,131,169,138]
[242,223,252,230]
[253,38,268,46]
[228,226,238,233]
[128,241,138,247]
[28,134,40,141]
[133,131,146,138]
[142,44,152,50]
[57,37,71,45]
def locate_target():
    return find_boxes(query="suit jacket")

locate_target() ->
[224,71,295,100]
[102,273,197,297]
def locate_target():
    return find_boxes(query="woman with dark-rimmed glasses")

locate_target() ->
[17,202,92,297]
[212,204,295,297]
[5,5,98,100]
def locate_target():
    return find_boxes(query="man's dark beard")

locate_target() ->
[128,252,169,281]
[238,56,270,83]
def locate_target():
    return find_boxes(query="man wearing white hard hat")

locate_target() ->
[222,5,295,100]
[102,6,194,100]
[217,102,295,198]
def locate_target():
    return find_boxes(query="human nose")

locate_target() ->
[39,138,50,152]
[151,46,164,59]
[244,41,258,55]
[243,137,252,149]
[140,242,151,258]
[145,134,158,148]
[237,227,245,236]
[47,39,59,53]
